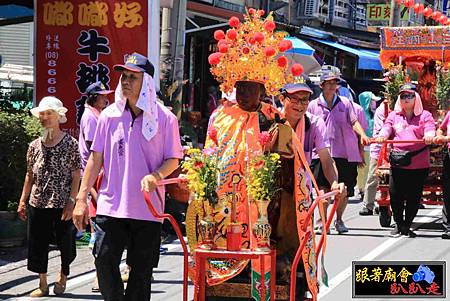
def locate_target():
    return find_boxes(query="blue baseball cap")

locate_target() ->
[320,71,340,83]
[399,83,416,94]
[114,52,155,77]
[282,82,312,95]
[85,81,114,96]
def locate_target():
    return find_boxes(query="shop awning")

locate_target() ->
[309,38,382,71]
[0,4,33,26]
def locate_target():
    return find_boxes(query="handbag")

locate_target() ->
[389,146,428,167]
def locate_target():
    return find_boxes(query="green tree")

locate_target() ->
[0,88,41,211]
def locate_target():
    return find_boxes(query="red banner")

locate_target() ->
[380,26,450,68]
[35,0,157,133]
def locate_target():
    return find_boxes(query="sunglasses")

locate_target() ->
[400,93,415,100]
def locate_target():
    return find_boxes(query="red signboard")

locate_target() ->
[35,0,158,133]
[380,26,450,68]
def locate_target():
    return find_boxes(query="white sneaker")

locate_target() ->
[334,220,349,234]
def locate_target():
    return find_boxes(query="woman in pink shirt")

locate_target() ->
[435,110,450,239]
[377,83,435,238]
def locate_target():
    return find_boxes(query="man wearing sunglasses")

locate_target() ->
[307,72,370,234]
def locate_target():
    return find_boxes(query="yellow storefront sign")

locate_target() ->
[367,4,409,21]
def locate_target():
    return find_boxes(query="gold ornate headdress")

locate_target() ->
[208,8,304,96]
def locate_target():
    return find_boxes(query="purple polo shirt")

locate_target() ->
[91,103,183,222]
[308,94,359,162]
[302,112,330,164]
[379,110,435,170]
[369,104,388,160]
[79,107,98,174]
[439,111,450,149]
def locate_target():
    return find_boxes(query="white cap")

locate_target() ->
[30,96,68,123]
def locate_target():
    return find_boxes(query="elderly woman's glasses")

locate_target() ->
[400,93,415,100]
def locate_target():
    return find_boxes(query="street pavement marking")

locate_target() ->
[4,239,185,301]
[317,208,442,299]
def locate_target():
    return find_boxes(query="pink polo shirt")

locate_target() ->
[439,111,450,149]
[91,102,183,222]
[308,94,360,162]
[379,110,435,170]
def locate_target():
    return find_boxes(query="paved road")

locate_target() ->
[1,197,449,301]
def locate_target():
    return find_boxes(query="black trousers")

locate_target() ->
[311,158,358,197]
[94,215,162,301]
[442,150,450,231]
[27,206,76,275]
[389,168,429,231]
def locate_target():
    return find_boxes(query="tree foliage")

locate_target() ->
[0,89,41,211]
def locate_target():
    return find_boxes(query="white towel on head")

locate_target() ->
[394,92,423,116]
[108,73,159,141]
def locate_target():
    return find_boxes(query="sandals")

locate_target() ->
[30,286,49,298]
[53,281,66,295]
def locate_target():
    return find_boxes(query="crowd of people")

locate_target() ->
[17,49,450,300]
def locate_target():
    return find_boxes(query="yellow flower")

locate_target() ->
[187,148,201,155]
[270,153,280,161]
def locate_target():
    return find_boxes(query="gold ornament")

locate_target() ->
[209,9,297,96]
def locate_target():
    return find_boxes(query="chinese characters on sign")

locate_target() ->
[366,4,409,22]
[44,34,60,95]
[43,1,143,28]
[384,27,450,48]
[353,261,445,298]
[36,0,153,132]
[43,1,74,26]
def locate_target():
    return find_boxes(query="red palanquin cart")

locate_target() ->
[376,26,447,227]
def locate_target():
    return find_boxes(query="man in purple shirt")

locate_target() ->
[308,72,370,233]
[280,80,345,190]
[73,53,183,301]
[280,80,345,237]
[280,82,336,177]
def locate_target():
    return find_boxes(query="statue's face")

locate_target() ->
[235,81,262,112]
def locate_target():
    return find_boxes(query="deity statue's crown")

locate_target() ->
[208,8,303,96]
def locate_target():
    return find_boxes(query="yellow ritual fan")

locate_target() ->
[208,8,304,96]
